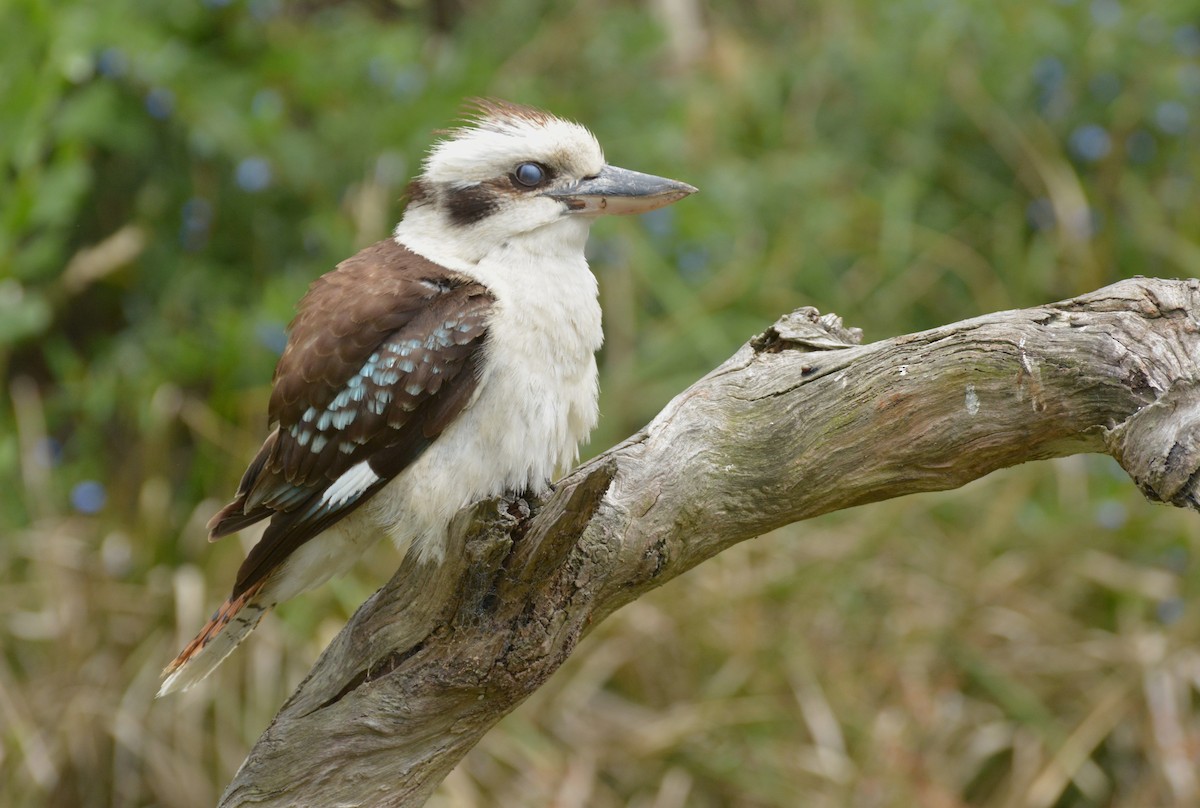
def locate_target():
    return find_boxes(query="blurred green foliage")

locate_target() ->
[1,0,1198,806]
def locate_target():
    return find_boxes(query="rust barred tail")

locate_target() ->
[158,579,270,697]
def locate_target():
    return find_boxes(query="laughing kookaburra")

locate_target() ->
[159,99,696,695]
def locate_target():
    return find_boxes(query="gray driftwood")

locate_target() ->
[220,277,1200,807]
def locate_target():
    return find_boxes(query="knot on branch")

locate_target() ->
[751,306,863,353]
[1107,379,1200,511]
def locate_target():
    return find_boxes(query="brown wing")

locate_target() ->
[206,239,494,598]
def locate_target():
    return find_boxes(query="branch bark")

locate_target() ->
[220,277,1200,807]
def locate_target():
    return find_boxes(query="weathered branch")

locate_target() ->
[220,277,1200,807]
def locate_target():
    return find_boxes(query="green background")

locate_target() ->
[2,0,1198,805]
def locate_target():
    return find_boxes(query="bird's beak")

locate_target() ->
[545,164,697,216]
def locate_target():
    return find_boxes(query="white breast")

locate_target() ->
[366,219,603,562]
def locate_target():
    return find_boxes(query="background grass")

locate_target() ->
[2,0,1198,805]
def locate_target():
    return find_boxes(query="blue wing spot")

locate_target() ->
[371,368,401,386]
[291,323,471,450]
[425,330,452,350]
[329,388,353,410]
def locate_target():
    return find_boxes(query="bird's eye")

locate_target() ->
[513,162,545,187]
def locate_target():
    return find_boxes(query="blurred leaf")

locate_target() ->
[0,282,52,344]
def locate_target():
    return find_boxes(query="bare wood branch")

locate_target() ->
[220,277,1200,807]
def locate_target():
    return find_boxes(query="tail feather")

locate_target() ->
[158,580,270,697]
[206,495,268,540]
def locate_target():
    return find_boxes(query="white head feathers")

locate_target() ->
[419,99,604,186]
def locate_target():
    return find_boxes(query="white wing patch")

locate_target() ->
[320,460,381,508]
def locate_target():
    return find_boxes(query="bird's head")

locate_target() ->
[398,99,696,263]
